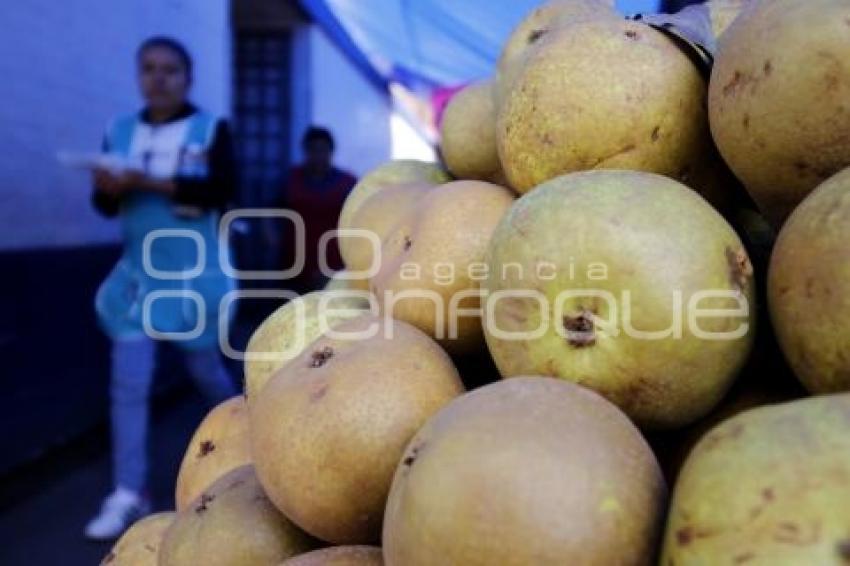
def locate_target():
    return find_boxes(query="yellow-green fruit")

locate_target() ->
[160,465,317,566]
[383,377,666,566]
[343,182,435,275]
[704,0,752,40]
[100,512,173,566]
[244,292,370,402]
[175,396,251,510]
[371,180,515,353]
[709,0,850,226]
[661,393,850,565]
[281,546,383,566]
[498,19,712,196]
[323,270,368,292]
[482,171,755,429]
[440,81,504,183]
[768,167,850,394]
[495,0,620,104]
[338,161,449,269]
[251,316,464,544]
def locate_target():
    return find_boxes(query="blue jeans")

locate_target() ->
[110,338,237,492]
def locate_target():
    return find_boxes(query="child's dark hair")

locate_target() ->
[302,126,335,151]
[137,36,193,80]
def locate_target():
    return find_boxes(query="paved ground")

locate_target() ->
[0,390,207,566]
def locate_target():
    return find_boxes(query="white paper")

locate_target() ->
[56,151,143,174]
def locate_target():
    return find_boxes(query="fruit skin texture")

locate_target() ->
[382,377,666,566]
[338,160,449,270]
[661,393,850,566]
[250,316,464,544]
[482,170,755,429]
[708,0,850,226]
[495,0,619,105]
[323,270,363,292]
[175,396,251,510]
[160,465,317,566]
[343,182,434,277]
[280,546,383,566]
[498,18,710,196]
[243,291,370,402]
[768,167,850,394]
[100,511,173,566]
[440,81,504,183]
[371,180,515,353]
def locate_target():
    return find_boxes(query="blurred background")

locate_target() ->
[0,0,693,563]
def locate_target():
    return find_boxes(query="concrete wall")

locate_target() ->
[0,0,231,250]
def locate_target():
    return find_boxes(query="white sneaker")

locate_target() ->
[84,487,151,541]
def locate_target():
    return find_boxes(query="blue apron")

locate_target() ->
[95,112,233,350]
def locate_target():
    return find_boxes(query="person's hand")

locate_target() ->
[93,168,147,196]
[93,168,122,196]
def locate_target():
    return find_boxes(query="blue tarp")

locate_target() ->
[299,0,662,90]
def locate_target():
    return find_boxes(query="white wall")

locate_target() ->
[299,26,393,178]
[0,0,231,250]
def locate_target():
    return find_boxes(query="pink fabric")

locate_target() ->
[431,84,469,129]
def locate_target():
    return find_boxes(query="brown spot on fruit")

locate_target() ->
[402,441,427,468]
[563,310,596,348]
[198,440,215,458]
[195,493,215,514]
[726,247,753,291]
[773,521,820,545]
[724,71,744,96]
[805,277,816,298]
[403,236,413,251]
[588,143,636,168]
[826,73,840,92]
[310,383,329,402]
[836,538,850,561]
[528,28,547,44]
[702,422,745,450]
[723,70,758,97]
[734,552,755,563]
[651,126,660,142]
[676,525,716,546]
[310,346,334,368]
[748,488,775,519]
[144,544,157,553]
[625,29,639,40]
[763,60,773,76]
[742,114,750,129]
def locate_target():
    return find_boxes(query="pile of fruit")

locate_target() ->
[102,0,850,564]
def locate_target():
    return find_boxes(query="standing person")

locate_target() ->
[84,36,237,540]
[276,127,357,292]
